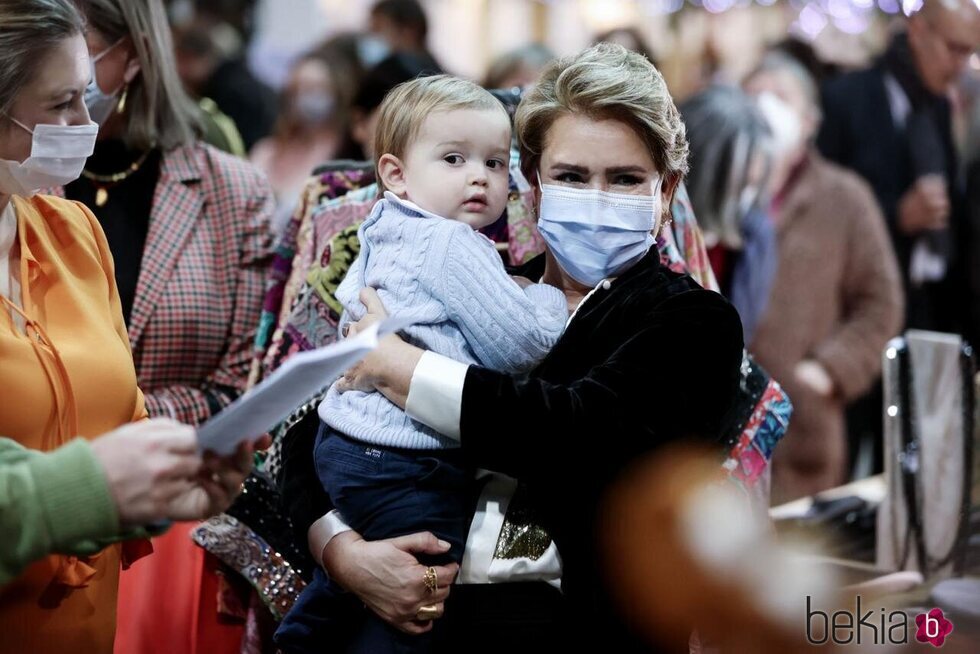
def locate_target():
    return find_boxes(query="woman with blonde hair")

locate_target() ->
[63,0,273,651]
[282,43,744,652]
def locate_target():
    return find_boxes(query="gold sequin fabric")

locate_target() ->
[493,483,553,561]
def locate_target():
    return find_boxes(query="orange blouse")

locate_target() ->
[0,195,146,653]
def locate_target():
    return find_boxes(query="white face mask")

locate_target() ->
[0,117,98,196]
[755,92,802,157]
[536,175,663,287]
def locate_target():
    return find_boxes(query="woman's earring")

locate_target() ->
[116,84,129,114]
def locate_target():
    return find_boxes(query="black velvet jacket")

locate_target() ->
[459,249,743,645]
[281,248,743,650]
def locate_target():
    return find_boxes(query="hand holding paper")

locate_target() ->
[197,317,410,455]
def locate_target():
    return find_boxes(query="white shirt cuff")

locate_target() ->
[307,509,352,568]
[404,351,467,441]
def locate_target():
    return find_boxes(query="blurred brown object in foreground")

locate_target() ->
[600,445,837,654]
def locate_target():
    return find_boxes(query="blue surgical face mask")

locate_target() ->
[536,174,663,287]
[84,39,125,125]
[293,91,336,125]
[357,35,391,69]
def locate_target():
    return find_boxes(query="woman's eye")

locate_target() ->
[554,172,584,184]
[444,154,463,165]
[612,175,643,186]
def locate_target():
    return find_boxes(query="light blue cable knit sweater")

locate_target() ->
[318,192,567,450]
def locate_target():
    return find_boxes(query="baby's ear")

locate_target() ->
[378,154,408,196]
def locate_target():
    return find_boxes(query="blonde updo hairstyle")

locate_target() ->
[515,43,689,191]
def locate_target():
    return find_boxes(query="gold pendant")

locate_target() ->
[95,187,109,207]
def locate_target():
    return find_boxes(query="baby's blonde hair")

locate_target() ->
[374,74,509,191]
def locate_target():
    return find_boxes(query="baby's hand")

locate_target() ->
[343,288,389,338]
[511,275,534,289]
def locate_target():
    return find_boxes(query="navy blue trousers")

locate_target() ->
[275,426,473,654]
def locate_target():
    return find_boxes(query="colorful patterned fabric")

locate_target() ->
[506,186,545,265]
[258,189,375,378]
[248,167,376,387]
[723,380,792,487]
[661,183,720,293]
[191,515,306,621]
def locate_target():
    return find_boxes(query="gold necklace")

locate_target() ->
[81,147,155,207]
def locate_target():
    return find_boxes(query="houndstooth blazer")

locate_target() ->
[134,142,274,423]
[57,142,275,424]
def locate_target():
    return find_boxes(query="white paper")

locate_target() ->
[909,238,947,285]
[197,317,410,454]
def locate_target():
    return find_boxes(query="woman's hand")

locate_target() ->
[165,442,255,522]
[335,287,425,408]
[90,419,202,528]
[794,359,835,398]
[323,531,459,634]
[336,287,395,393]
[335,334,419,396]
[90,419,255,527]
[335,336,424,409]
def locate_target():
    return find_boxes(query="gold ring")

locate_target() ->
[415,604,439,621]
[422,566,438,594]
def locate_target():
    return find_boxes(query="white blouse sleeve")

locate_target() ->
[404,350,468,441]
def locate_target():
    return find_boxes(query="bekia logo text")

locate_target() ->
[806,596,953,647]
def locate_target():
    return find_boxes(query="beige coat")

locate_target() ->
[751,152,903,502]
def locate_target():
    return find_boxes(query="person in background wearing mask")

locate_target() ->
[0,0,254,651]
[251,51,351,235]
[680,85,777,345]
[745,54,904,503]
[64,0,275,652]
[369,0,441,72]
